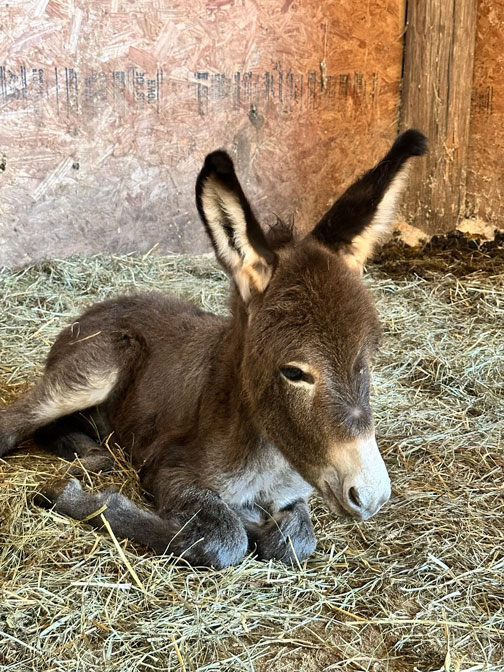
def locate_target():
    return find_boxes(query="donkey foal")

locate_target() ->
[0,130,426,568]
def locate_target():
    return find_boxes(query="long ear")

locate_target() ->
[311,129,427,270]
[196,150,277,302]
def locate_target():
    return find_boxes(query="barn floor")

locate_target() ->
[1,234,503,672]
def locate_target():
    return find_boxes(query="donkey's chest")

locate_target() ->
[217,444,313,511]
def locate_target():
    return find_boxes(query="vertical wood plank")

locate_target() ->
[466,0,504,227]
[400,0,478,234]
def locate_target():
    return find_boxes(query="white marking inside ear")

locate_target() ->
[35,370,119,423]
[201,178,272,301]
[201,184,242,273]
[343,165,410,271]
[217,187,273,297]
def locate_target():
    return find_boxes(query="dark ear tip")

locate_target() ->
[392,129,428,157]
[203,150,235,176]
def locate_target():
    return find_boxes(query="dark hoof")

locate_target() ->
[33,477,74,508]
[68,452,114,477]
[254,522,317,565]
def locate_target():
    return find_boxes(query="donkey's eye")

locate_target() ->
[281,366,304,381]
[280,366,314,384]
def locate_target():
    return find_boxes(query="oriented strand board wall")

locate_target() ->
[0,0,404,269]
[466,0,504,225]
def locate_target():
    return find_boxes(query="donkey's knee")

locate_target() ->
[170,502,248,569]
[186,513,248,569]
[156,486,248,569]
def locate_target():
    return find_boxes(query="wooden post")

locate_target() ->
[400,0,478,234]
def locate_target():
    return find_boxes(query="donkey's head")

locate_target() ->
[196,131,427,520]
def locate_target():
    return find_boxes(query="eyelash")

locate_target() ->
[280,366,314,384]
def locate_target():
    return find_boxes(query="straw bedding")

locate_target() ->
[0,234,503,671]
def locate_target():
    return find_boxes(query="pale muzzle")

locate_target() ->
[319,433,391,520]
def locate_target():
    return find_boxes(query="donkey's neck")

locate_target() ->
[201,312,312,508]
[199,297,263,461]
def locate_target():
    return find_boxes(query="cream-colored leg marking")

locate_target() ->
[35,370,119,423]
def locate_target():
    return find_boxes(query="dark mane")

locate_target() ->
[266,215,295,250]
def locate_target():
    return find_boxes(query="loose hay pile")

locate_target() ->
[1,237,503,672]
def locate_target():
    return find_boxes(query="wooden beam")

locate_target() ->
[400,0,478,234]
[466,0,504,227]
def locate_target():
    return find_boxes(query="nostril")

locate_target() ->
[348,486,361,509]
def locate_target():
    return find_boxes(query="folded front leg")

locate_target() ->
[154,482,249,569]
[35,479,179,555]
[249,499,317,565]
[36,478,248,569]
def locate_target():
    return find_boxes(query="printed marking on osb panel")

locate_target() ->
[0,66,163,117]
[1,65,381,118]
[194,70,379,116]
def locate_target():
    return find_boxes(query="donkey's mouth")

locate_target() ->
[320,480,356,519]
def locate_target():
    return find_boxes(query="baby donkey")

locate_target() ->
[0,130,426,568]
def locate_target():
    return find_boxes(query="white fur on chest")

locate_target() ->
[218,442,313,510]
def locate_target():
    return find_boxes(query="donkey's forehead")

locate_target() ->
[272,240,374,312]
[262,241,381,352]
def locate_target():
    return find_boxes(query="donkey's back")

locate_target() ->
[45,292,227,455]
